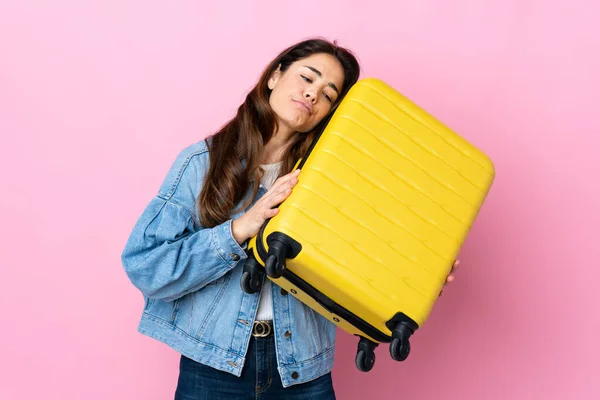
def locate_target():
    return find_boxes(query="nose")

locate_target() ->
[304,90,317,103]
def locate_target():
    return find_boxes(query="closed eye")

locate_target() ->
[302,73,333,102]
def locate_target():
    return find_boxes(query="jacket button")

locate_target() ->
[280,288,288,296]
[230,253,240,261]
[291,371,299,379]
[284,330,292,338]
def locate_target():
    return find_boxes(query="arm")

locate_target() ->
[120,145,247,302]
[121,197,246,302]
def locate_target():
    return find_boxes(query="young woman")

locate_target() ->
[121,38,458,399]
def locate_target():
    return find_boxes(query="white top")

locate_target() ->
[255,161,282,321]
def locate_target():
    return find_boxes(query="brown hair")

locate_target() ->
[198,38,360,227]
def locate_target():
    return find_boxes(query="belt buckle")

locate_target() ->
[252,321,271,338]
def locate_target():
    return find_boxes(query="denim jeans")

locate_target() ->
[174,335,336,399]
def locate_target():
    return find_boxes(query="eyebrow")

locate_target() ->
[304,65,340,95]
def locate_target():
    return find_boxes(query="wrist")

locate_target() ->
[231,218,248,245]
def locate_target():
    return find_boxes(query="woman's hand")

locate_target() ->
[439,259,460,297]
[232,169,301,244]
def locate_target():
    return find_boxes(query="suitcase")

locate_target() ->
[240,77,495,371]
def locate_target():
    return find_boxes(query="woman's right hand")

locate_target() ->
[232,169,301,244]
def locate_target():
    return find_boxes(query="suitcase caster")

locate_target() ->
[261,233,302,279]
[389,323,413,361]
[355,337,378,372]
[265,235,295,279]
[265,253,285,279]
[240,255,263,294]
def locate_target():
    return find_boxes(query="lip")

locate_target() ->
[293,99,312,114]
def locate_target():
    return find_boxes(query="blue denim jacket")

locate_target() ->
[121,139,336,388]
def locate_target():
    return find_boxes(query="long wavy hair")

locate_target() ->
[198,38,360,228]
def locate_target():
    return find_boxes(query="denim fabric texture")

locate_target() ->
[175,335,336,399]
[121,139,337,389]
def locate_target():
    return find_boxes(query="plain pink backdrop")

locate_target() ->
[1,1,599,399]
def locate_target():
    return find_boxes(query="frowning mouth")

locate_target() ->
[293,100,312,114]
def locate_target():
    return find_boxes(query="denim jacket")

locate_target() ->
[121,139,336,387]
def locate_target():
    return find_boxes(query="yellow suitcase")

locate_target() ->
[240,78,495,371]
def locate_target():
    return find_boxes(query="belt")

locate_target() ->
[251,320,273,338]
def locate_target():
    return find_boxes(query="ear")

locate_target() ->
[268,64,282,90]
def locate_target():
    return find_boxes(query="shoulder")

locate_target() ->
[157,138,212,205]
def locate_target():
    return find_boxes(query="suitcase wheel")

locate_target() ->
[240,256,263,294]
[355,337,378,372]
[389,324,412,361]
[264,233,302,279]
[265,253,285,278]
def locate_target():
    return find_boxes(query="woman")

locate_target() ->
[121,38,458,399]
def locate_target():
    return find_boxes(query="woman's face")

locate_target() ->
[268,52,345,134]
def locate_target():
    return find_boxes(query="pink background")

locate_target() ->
[1,1,599,399]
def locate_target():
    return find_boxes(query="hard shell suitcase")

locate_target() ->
[240,78,495,371]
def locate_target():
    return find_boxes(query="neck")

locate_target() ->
[262,125,297,164]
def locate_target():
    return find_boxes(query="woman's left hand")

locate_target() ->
[439,259,460,297]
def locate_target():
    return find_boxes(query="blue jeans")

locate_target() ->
[174,335,336,399]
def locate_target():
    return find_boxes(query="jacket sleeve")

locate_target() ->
[120,145,248,302]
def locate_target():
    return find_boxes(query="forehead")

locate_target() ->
[293,53,345,88]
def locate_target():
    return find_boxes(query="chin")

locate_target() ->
[276,113,308,133]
